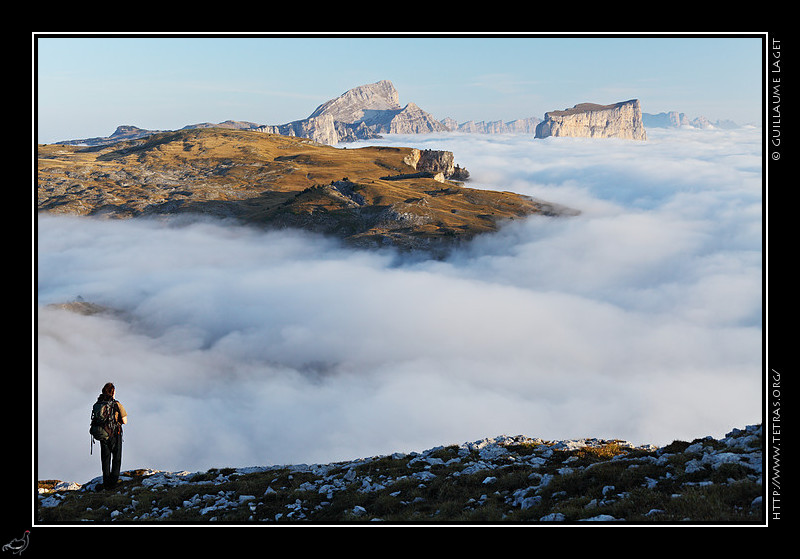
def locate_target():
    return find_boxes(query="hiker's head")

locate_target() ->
[101,382,116,400]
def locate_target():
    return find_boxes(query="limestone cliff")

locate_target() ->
[403,148,455,177]
[247,81,446,145]
[306,81,447,141]
[308,80,400,124]
[535,100,647,141]
[378,102,449,135]
[250,114,342,146]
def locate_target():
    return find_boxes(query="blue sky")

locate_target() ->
[34,33,764,143]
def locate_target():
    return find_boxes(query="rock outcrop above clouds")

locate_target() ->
[250,80,448,145]
[309,80,448,135]
[535,100,647,141]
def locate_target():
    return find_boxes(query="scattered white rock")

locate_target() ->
[39,495,63,508]
[580,514,620,521]
[352,505,367,517]
[38,424,763,523]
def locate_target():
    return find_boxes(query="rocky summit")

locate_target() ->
[36,424,763,524]
[252,80,448,145]
[37,127,573,253]
[535,100,647,141]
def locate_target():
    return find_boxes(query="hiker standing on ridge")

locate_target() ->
[90,382,128,490]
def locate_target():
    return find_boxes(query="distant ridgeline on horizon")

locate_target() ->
[51,80,744,147]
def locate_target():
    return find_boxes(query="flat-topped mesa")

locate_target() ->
[535,99,647,141]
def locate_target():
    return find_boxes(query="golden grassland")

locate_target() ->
[37,128,558,250]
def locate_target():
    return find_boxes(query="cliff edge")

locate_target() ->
[535,99,647,141]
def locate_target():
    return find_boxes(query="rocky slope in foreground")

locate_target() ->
[37,424,763,524]
[37,127,573,254]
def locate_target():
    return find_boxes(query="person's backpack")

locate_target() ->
[89,399,119,442]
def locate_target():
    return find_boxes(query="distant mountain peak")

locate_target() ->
[249,80,447,145]
[309,80,401,123]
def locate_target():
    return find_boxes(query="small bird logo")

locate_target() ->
[2,531,29,555]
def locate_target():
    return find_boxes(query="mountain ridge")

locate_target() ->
[251,80,448,144]
[48,80,741,148]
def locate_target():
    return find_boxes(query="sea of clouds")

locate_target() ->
[35,127,764,484]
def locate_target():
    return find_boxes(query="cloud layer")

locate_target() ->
[36,127,763,483]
